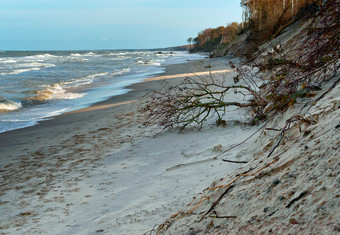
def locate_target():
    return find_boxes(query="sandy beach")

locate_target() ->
[1,0,338,234]
[0,56,261,234]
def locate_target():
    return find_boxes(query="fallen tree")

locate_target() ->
[142,0,339,132]
[142,67,267,131]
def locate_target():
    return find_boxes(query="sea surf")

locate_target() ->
[0,50,206,133]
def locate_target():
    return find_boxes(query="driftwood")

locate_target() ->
[143,66,266,131]
[222,159,248,164]
[286,190,309,208]
[209,210,237,219]
[199,185,235,222]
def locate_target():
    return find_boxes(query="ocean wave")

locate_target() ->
[135,60,162,66]
[22,62,55,67]
[70,53,83,57]
[29,84,85,102]
[1,68,42,75]
[1,59,17,63]
[86,52,97,56]
[115,68,130,74]
[67,56,89,61]
[68,52,101,61]
[0,100,22,112]
[86,72,109,78]
[61,70,129,89]
[26,53,58,60]
[62,72,109,88]
[109,55,131,60]
[0,62,56,75]
[62,77,93,88]
[70,52,100,57]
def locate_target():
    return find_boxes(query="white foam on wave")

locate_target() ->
[68,52,101,61]
[135,59,162,66]
[0,61,56,75]
[30,84,85,102]
[149,62,161,66]
[2,59,17,63]
[62,77,93,87]
[0,100,22,112]
[71,52,100,57]
[70,53,82,57]
[62,72,109,88]
[26,54,58,60]
[22,62,55,67]
[1,67,41,75]
[114,67,130,74]
[67,56,89,61]
[87,72,109,79]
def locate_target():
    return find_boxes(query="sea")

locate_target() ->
[0,50,206,133]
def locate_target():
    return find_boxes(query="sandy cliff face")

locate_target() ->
[156,77,340,234]
[155,14,340,235]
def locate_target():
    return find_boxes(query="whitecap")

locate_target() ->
[2,59,17,63]
[26,54,58,60]
[66,56,89,61]
[0,100,22,112]
[62,72,109,88]
[0,62,56,75]
[85,52,99,56]
[70,53,82,57]
[149,62,161,66]
[110,68,131,76]
[29,84,84,101]
[1,68,41,75]
[22,62,55,68]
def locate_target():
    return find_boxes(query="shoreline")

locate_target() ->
[0,51,206,134]
[0,56,229,148]
[0,55,212,136]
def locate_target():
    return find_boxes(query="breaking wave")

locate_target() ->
[0,62,56,75]
[0,100,22,112]
[29,84,85,102]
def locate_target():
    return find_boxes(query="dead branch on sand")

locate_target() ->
[142,69,266,131]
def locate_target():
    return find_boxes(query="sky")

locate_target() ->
[0,0,242,50]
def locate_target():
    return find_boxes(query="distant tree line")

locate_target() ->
[189,0,324,54]
[241,0,321,39]
[189,22,242,53]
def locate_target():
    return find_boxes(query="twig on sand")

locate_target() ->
[222,159,248,164]
[215,118,273,159]
[199,185,235,222]
[266,115,307,159]
[286,190,309,208]
[306,76,340,113]
[209,210,237,219]
[143,224,157,235]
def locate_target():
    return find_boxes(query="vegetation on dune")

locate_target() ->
[241,0,319,40]
[189,22,242,54]
[143,0,339,131]
[190,0,330,56]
